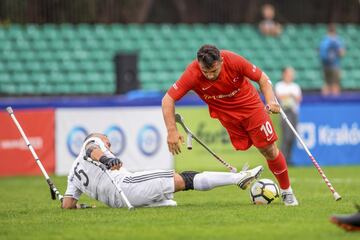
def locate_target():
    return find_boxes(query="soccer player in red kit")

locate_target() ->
[162,44,298,206]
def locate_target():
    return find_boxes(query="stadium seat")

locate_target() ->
[1,23,359,95]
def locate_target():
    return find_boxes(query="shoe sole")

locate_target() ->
[330,217,360,231]
[284,201,299,206]
[238,166,263,190]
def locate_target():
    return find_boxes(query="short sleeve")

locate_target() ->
[64,180,83,200]
[223,50,263,81]
[167,64,196,101]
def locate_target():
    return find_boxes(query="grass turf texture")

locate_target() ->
[1,167,359,240]
[1,109,360,239]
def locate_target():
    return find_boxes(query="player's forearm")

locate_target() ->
[259,72,277,104]
[89,148,105,161]
[162,93,177,133]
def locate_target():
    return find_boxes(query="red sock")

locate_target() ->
[267,151,290,189]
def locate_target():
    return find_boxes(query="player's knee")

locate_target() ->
[179,171,199,191]
[259,143,279,160]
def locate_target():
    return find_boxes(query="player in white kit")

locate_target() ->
[62,133,264,209]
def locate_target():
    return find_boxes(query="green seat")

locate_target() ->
[72,84,89,94]
[23,61,42,72]
[59,24,76,40]
[37,51,54,61]
[76,24,93,40]
[0,29,6,40]
[88,83,109,94]
[85,72,102,83]
[140,72,155,83]
[66,73,82,83]
[24,25,41,40]
[47,40,66,50]
[78,61,95,71]
[102,72,114,83]
[0,41,12,51]
[7,25,24,39]
[49,71,66,83]
[0,62,5,72]
[0,73,11,83]
[90,51,108,61]
[0,84,17,95]
[2,50,18,61]
[12,72,29,84]
[42,25,59,40]
[96,61,113,72]
[29,73,47,84]
[42,61,60,72]
[18,51,36,61]
[60,61,78,72]
[18,84,36,94]
[6,62,23,72]
[13,39,31,50]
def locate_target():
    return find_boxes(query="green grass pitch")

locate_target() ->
[1,109,360,239]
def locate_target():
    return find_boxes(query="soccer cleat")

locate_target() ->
[281,190,299,206]
[330,206,360,231]
[236,165,263,190]
[145,199,177,208]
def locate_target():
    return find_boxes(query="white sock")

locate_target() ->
[193,172,238,191]
[280,186,293,194]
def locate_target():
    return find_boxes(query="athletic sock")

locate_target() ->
[267,151,290,189]
[193,172,238,191]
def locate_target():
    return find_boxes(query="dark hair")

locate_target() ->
[328,23,336,34]
[197,44,221,68]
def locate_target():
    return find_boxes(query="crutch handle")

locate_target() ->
[186,133,192,150]
[6,106,13,114]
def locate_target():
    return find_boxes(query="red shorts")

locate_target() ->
[219,109,278,150]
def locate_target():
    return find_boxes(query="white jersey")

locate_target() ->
[275,81,302,113]
[64,137,175,208]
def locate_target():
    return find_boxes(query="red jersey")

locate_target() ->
[167,50,264,122]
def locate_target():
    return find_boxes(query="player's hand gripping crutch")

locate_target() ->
[265,101,342,201]
[6,106,64,202]
[175,113,238,173]
[84,157,134,210]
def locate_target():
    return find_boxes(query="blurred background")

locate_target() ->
[0,0,359,176]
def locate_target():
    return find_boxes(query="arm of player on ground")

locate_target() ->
[84,137,122,170]
[62,196,78,209]
[62,180,82,209]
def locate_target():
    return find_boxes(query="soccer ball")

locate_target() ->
[250,178,280,205]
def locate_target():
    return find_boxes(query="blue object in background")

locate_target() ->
[292,102,360,166]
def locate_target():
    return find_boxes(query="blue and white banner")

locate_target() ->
[55,107,173,175]
[292,103,360,166]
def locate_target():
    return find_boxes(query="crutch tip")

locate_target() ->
[6,106,13,114]
[334,192,342,201]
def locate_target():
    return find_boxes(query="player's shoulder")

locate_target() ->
[221,49,240,58]
[186,59,199,70]
[183,59,202,78]
[221,50,245,64]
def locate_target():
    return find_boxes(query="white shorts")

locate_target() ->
[120,169,175,207]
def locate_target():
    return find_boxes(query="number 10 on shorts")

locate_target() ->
[260,121,274,141]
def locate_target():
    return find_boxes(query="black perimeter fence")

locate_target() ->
[0,0,359,24]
